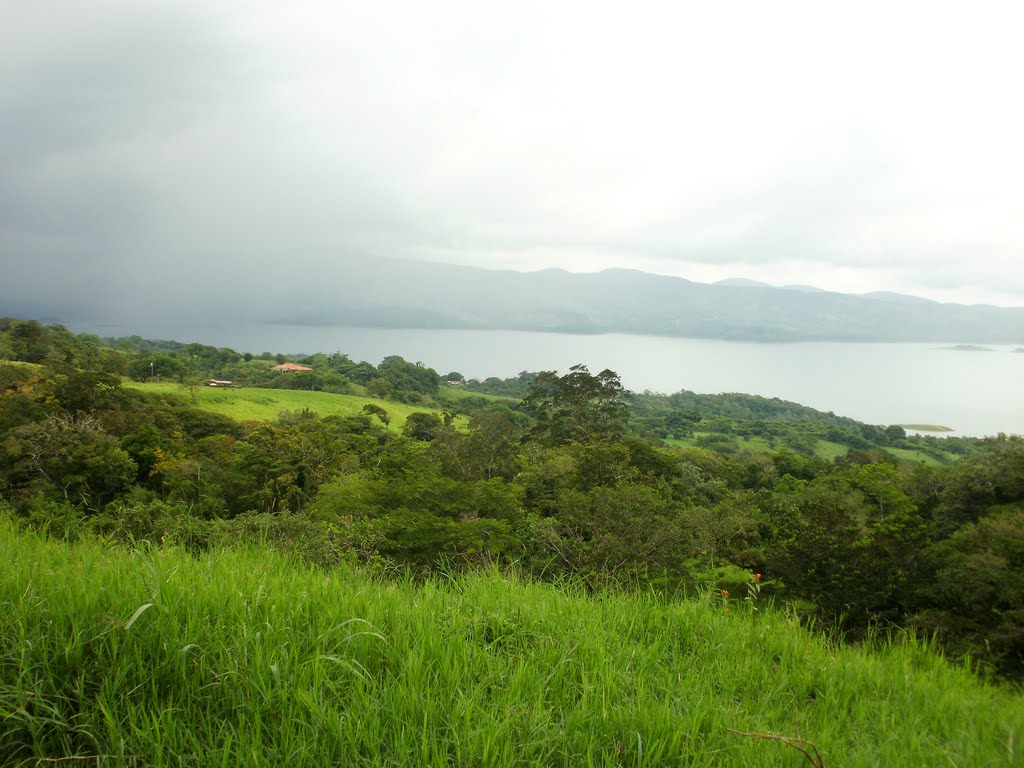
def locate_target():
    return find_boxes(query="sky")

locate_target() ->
[3,0,1024,313]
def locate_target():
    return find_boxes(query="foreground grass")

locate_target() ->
[124,381,447,430]
[2,521,1022,767]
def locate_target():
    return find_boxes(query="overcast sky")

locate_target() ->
[3,0,1023,310]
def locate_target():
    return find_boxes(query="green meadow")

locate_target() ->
[885,447,955,466]
[662,435,774,451]
[436,385,518,405]
[664,434,844,461]
[2,518,1022,768]
[662,435,958,465]
[811,439,849,462]
[124,381,451,430]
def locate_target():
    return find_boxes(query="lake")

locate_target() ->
[81,323,1024,438]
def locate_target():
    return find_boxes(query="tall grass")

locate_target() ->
[2,519,1021,766]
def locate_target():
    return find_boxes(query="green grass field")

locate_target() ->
[884,447,956,466]
[664,435,853,462]
[124,382,456,430]
[733,435,775,453]
[813,439,849,462]
[2,519,1022,767]
[2,360,40,367]
[436,385,518,405]
[662,436,695,447]
[662,435,962,467]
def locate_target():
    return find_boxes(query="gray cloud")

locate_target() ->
[2,0,1023,320]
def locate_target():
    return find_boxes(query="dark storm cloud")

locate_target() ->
[3,8,245,146]
[0,1,267,304]
[0,1,391,320]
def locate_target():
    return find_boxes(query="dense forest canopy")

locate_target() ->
[1,317,1023,677]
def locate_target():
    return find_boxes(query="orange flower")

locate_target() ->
[720,589,729,596]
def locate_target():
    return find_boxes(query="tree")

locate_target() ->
[128,354,186,382]
[431,407,527,481]
[522,364,629,444]
[884,424,907,443]
[377,355,441,397]
[365,378,393,399]
[922,505,1024,674]
[765,462,928,628]
[362,403,391,427]
[8,320,51,363]
[538,483,688,587]
[231,422,345,515]
[0,413,137,509]
[933,435,1024,536]
[45,370,123,413]
[403,411,442,441]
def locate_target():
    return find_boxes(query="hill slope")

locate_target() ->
[124,381,444,430]
[10,259,1024,343]
[275,261,1024,343]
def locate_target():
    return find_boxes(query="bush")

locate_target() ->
[89,498,214,552]
[16,496,87,540]
[213,512,386,571]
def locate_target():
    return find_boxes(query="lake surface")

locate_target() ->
[81,323,1024,438]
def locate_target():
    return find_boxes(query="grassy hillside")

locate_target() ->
[3,520,1021,767]
[435,384,518,406]
[124,381,452,430]
[118,381,962,465]
[662,434,957,466]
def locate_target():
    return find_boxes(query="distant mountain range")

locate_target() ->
[271,259,1024,343]
[5,258,1024,343]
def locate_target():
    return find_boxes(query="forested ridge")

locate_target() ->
[17,259,1024,343]
[2,317,1023,678]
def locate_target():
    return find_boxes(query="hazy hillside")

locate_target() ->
[5,258,1024,342]
[276,260,1024,343]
